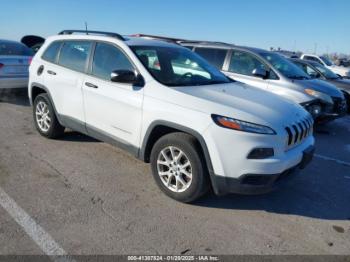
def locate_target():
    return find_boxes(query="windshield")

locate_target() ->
[314,63,339,79]
[259,52,310,80]
[320,56,334,66]
[131,45,231,86]
[0,41,34,56]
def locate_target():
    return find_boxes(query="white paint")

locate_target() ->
[315,154,350,167]
[0,187,74,262]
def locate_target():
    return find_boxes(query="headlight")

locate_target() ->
[212,114,276,135]
[305,89,333,104]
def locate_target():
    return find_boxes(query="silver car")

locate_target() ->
[180,42,346,122]
[0,39,33,89]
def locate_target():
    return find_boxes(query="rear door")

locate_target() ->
[223,50,270,89]
[82,42,144,149]
[43,40,92,124]
[193,47,228,70]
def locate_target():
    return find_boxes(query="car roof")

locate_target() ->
[0,39,25,45]
[181,41,269,53]
[47,34,183,49]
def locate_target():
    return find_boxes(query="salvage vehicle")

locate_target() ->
[300,54,350,79]
[0,39,33,89]
[178,41,346,123]
[291,58,349,113]
[21,35,45,53]
[28,30,315,202]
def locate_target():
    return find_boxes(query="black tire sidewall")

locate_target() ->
[150,133,207,203]
[33,94,60,138]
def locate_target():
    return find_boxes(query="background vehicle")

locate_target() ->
[291,58,350,113]
[28,30,315,202]
[0,39,33,89]
[300,54,350,79]
[179,41,345,123]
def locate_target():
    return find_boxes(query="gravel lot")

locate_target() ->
[0,89,349,256]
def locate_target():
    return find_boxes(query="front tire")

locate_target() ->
[150,132,209,203]
[33,93,65,138]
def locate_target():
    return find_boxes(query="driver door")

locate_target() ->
[82,42,144,149]
[224,50,270,90]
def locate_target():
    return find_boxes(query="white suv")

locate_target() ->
[28,30,315,202]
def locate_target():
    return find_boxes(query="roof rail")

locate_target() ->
[130,34,185,43]
[178,40,233,46]
[58,30,125,41]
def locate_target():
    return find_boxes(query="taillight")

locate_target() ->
[28,57,33,65]
[0,63,4,69]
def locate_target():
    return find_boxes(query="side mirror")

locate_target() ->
[111,70,144,86]
[252,68,268,79]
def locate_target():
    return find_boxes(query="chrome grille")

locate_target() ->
[285,116,313,149]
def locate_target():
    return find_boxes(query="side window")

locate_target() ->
[229,51,268,77]
[58,41,92,72]
[42,42,62,63]
[304,56,321,64]
[92,42,134,80]
[194,48,227,69]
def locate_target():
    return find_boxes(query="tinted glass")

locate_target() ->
[304,56,322,64]
[92,43,134,80]
[0,41,34,56]
[194,48,227,69]
[58,41,92,72]
[42,42,61,63]
[295,63,319,78]
[131,45,231,86]
[260,52,310,80]
[314,63,339,79]
[320,56,334,66]
[229,51,268,76]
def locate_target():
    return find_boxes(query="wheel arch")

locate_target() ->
[30,83,63,125]
[139,121,214,174]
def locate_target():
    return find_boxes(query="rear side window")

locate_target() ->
[92,42,134,80]
[58,41,92,72]
[194,48,227,69]
[0,41,33,56]
[229,51,268,76]
[42,42,61,63]
[304,56,321,64]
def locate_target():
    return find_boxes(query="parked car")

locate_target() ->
[21,35,45,53]
[300,54,350,79]
[28,30,315,202]
[291,58,349,113]
[0,39,33,89]
[177,41,345,123]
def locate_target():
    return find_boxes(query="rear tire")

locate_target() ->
[33,93,65,138]
[150,132,209,203]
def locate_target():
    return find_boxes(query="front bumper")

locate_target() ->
[317,97,347,123]
[303,98,347,123]
[211,145,315,195]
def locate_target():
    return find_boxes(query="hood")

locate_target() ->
[328,78,350,90]
[295,79,344,98]
[173,82,310,127]
[329,65,350,75]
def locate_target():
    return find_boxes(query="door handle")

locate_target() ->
[85,82,98,89]
[47,70,56,75]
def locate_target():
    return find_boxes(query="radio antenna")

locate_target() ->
[85,22,88,35]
